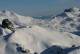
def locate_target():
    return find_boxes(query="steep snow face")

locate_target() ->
[4,25,80,54]
[49,7,80,33]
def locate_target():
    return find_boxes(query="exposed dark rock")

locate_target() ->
[64,8,72,12]
[2,19,15,32]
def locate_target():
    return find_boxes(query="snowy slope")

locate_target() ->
[49,7,80,33]
[0,8,80,54]
[0,10,33,27]
[0,25,80,54]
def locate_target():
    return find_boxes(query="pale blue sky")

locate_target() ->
[0,0,80,16]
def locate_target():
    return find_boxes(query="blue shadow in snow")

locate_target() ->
[41,45,80,54]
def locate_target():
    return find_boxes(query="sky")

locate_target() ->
[0,0,80,16]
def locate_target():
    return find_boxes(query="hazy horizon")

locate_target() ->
[0,0,80,16]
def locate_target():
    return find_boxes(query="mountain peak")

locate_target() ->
[64,7,80,12]
[50,7,80,32]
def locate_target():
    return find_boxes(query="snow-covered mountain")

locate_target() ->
[49,7,80,33]
[0,7,80,54]
[0,10,34,27]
